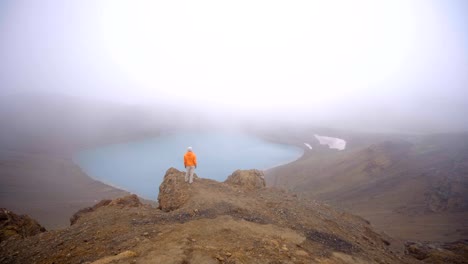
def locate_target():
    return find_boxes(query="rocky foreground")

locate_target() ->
[0,168,465,263]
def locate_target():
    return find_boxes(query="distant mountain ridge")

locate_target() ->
[0,94,166,155]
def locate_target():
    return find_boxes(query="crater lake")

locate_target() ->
[74,132,303,200]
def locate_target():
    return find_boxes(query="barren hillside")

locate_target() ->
[267,133,468,242]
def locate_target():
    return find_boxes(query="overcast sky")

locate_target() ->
[1,0,467,133]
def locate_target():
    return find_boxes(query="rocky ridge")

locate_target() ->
[0,208,46,242]
[0,168,423,263]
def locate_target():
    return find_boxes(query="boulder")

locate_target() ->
[0,208,46,241]
[405,240,468,263]
[158,168,192,212]
[225,169,266,191]
[405,242,428,260]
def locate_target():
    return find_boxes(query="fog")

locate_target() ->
[1,0,468,135]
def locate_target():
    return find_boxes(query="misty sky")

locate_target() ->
[1,0,467,132]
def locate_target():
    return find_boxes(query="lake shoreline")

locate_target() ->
[73,132,304,200]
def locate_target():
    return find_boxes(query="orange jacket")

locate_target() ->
[184,151,197,167]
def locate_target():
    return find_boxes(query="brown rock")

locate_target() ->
[295,250,309,257]
[405,242,427,260]
[109,194,142,207]
[405,240,468,263]
[0,208,46,241]
[224,169,266,191]
[158,168,191,212]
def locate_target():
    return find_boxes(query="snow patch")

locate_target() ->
[304,143,312,149]
[314,134,346,150]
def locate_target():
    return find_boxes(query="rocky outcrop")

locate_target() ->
[0,168,419,264]
[109,194,142,207]
[0,208,45,241]
[158,167,195,212]
[405,240,468,263]
[225,169,266,191]
[70,195,142,225]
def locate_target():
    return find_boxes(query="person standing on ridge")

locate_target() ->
[184,147,197,184]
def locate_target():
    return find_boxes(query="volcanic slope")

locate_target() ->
[267,133,468,242]
[0,168,418,264]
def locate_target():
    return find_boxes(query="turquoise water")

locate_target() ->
[74,133,303,200]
